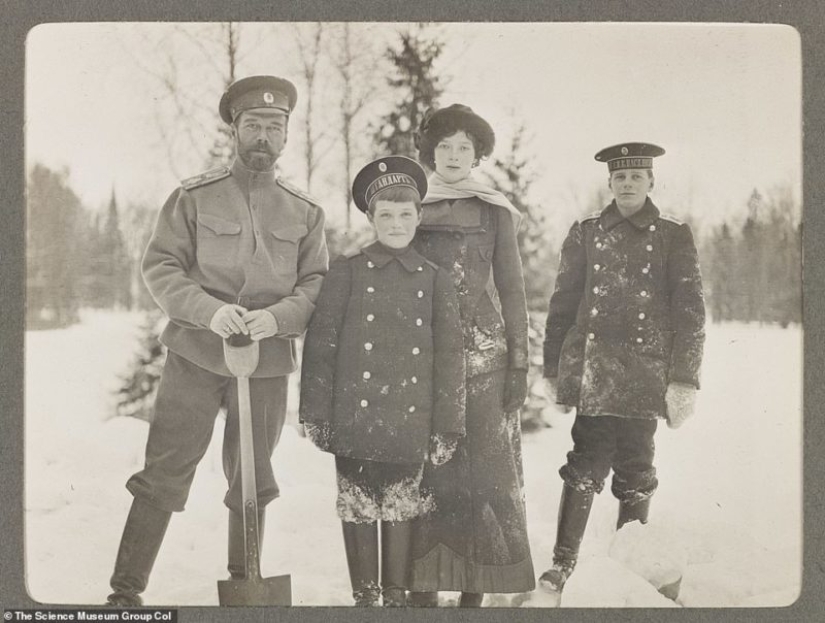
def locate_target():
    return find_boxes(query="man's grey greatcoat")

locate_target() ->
[131,159,329,512]
[142,160,329,378]
[543,198,705,420]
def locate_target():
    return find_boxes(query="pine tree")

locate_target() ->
[705,222,736,322]
[88,190,132,309]
[26,164,85,328]
[105,191,133,308]
[703,185,801,326]
[739,189,767,322]
[121,202,160,310]
[372,25,445,159]
[114,311,166,422]
[763,187,801,326]
[482,122,557,431]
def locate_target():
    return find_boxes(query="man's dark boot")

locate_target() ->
[342,521,380,606]
[228,508,266,580]
[538,484,594,594]
[459,592,484,607]
[380,520,411,607]
[616,497,650,530]
[107,498,172,606]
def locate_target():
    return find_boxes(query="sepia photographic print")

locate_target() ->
[3,6,823,623]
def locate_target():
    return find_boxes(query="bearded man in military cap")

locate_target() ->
[540,143,705,602]
[106,76,329,606]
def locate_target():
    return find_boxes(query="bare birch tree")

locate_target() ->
[329,23,384,229]
[121,22,245,177]
[290,22,329,194]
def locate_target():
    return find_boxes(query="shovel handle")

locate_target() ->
[236,375,263,580]
[243,500,263,581]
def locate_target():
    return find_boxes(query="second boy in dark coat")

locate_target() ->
[541,142,705,602]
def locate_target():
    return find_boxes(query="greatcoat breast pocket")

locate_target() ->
[197,213,241,263]
[268,224,307,272]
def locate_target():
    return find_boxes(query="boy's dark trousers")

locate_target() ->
[342,520,411,607]
[552,415,659,572]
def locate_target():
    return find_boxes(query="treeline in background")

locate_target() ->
[24,23,801,427]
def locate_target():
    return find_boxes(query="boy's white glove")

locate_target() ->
[429,433,459,466]
[544,377,573,414]
[665,382,697,429]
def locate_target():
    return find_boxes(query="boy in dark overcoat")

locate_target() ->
[540,143,705,601]
[300,156,466,607]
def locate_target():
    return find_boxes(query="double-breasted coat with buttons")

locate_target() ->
[543,198,705,420]
[408,196,535,594]
[299,242,466,465]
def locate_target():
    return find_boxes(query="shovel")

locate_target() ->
[217,333,292,606]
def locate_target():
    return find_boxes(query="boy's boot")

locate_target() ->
[106,498,172,606]
[538,484,594,595]
[342,521,380,606]
[228,508,266,579]
[407,591,438,607]
[380,520,411,607]
[459,592,484,607]
[616,497,650,529]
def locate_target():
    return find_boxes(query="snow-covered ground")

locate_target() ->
[24,311,802,608]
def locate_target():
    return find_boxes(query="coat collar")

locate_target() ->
[600,197,660,231]
[362,241,427,273]
[230,158,277,188]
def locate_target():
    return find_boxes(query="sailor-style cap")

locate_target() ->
[595,142,665,172]
[352,156,428,214]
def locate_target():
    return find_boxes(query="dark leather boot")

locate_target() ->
[107,498,172,606]
[617,497,650,529]
[407,591,438,607]
[459,592,484,607]
[380,520,411,607]
[342,521,380,606]
[228,508,266,580]
[538,484,594,593]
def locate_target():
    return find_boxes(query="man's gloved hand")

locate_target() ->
[429,433,459,466]
[544,377,573,414]
[502,368,529,412]
[241,309,279,341]
[665,382,698,429]
[303,421,333,452]
[209,304,248,338]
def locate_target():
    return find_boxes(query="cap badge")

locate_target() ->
[621,146,629,155]
[263,92,275,104]
[378,162,387,172]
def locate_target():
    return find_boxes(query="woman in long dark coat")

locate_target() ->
[408,104,536,607]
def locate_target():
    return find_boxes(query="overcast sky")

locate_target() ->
[25,22,801,232]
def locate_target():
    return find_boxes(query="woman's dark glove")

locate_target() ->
[502,368,529,412]
[429,433,460,466]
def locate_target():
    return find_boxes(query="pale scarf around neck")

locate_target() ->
[423,172,523,229]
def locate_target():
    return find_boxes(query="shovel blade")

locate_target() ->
[218,574,292,606]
